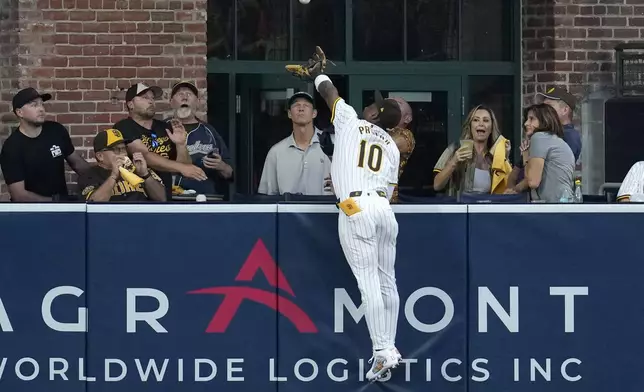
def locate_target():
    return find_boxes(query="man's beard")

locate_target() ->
[138,107,155,120]
[25,119,44,127]
[175,105,192,120]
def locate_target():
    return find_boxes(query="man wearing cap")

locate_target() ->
[0,87,91,201]
[258,91,332,195]
[538,86,582,161]
[169,81,234,195]
[77,129,165,202]
[113,83,208,199]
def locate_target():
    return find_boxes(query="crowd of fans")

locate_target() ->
[0,82,640,203]
[0,82,233,203]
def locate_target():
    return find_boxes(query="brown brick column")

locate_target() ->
[0,0,207,200]
[0,0,19,199]
[522,0,644,109]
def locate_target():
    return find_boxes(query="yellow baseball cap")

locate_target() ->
[93,129,129,152]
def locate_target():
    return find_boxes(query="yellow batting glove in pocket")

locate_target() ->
[337,198,362,217]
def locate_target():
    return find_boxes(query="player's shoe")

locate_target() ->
[366,348,400,382]
[375,348,402,381]
[393,347,402,361]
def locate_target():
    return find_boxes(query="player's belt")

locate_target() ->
[336,190,387,209]
[349,190,387,198]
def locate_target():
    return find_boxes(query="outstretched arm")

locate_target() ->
[314,75,357,131]
[315,75,340,110]
[286,47,355,129]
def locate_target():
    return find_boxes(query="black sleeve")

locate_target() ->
[77,171,103,200]
[55,122,75,158]
[113,119,141,142]
[0,137,25,185]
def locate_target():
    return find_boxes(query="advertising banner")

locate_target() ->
[468,206,644,392]
[0,205,87,392]
[85,205,278,392]
[1,204,643,391]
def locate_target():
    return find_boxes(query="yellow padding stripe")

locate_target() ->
[330,97,342,123]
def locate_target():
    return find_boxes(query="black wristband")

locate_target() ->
[140,172,151,180]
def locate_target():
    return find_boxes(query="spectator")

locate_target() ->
[169,81,234,196]
[433,105,512,196]
[388,96,416,203]
[0,87,90,202]
[617,162,644,202]
[508,86,581,191]
[78,129,166,202]
[508,103,575,202]
[258,92,332,195]
[538,86,581,162]
[113,83,207,199]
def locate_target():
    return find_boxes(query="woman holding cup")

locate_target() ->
[433,105,513,197]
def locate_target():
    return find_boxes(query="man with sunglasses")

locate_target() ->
[113,83,208,199]
[78,129,165,201]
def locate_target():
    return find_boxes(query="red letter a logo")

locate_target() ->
[188,239,317,333]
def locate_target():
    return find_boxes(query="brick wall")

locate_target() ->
[0,0,19,199]
[0,0,207,200]
[522,0,644,110]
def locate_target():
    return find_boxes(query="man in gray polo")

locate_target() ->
[258,92,332,195]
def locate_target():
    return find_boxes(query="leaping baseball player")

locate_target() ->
[287,47,403,382]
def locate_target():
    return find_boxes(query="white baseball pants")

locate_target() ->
[337,192,400,351]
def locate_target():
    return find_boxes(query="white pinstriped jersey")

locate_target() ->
[330,98,400,201]
[617,161,644,202]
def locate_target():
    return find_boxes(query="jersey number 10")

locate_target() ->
[357,140,383,172]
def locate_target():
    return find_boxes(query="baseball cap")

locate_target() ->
[288,91,316,108]
[12,87,52,112]
[374,90,402,130]
[171,81,198,98]
[93,129,129,152]
[537,86,577,112]
[125,83,163,102]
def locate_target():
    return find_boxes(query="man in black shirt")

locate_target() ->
[78,129,166,202]
[169,81,234,195]
[0,87,91,201]
[113,83,207,198]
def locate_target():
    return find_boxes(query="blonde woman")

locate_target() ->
[433,105,512,196]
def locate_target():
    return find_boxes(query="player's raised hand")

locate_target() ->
[307,46,327,78]
[285,46,330,81]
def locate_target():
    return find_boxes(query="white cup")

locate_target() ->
[196,194,207,202]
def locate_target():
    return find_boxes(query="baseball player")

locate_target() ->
[617,161,644,202]
[287,47,402,382]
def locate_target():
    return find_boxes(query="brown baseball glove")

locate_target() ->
[285,46,329,82]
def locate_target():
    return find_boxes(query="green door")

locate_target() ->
[349,75,462,193]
